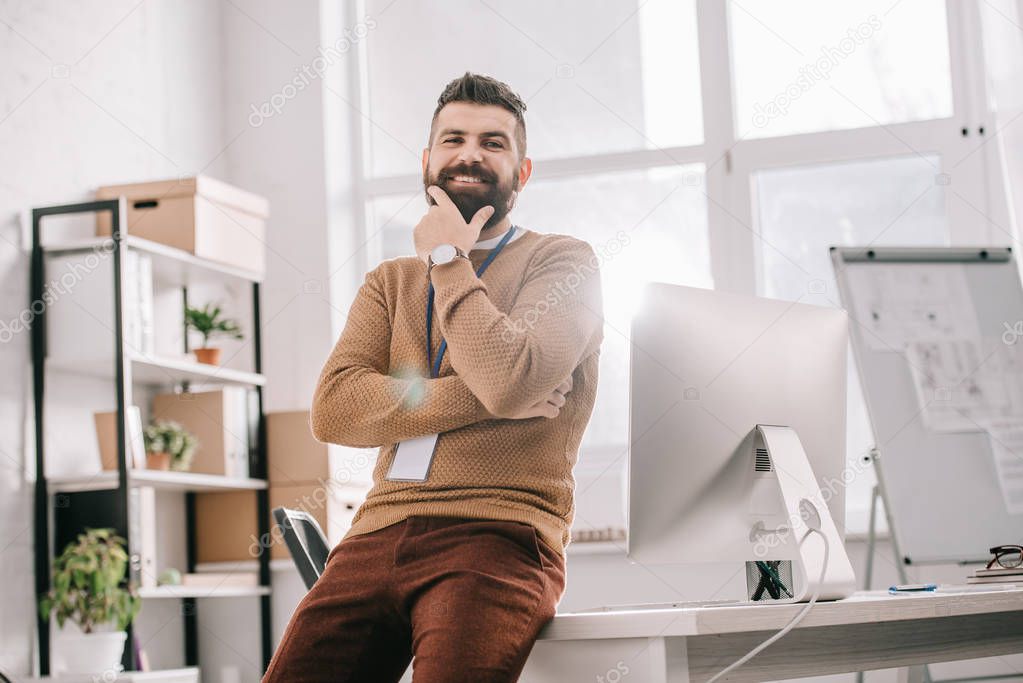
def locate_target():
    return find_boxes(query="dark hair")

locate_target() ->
[430,72,527,160]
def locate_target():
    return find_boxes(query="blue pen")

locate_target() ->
[889,583,937,594]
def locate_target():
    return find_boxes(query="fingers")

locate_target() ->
[468,205,496,232]
[509,379,578,420]
[547,391,566,408]
[515,394,561,420]
[426,185,457,211]
[539,401,560,418]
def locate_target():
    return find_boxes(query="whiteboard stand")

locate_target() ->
[865,447,911,587]
[858,448,935,683]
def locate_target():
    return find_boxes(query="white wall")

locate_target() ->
[2,0,348,677]
[194,1,364,678]
[1,0,229,674]
[219,0,338,415]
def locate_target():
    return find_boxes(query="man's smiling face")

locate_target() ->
[422,101,531,234]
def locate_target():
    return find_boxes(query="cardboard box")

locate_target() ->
[95,175,268,275]
[266,411,330,484]
[195,483,335,562]
[151,388,251,478]
[267,410,375,488]
[194,409,369,563]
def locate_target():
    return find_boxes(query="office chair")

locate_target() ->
[272,507,331,591]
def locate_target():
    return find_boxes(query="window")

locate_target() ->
[757,154,948,306]
[362,0,703,177]
[729,0,954,140]
[754,154,949,526]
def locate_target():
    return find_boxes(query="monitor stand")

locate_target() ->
[757,425,856,602]
[573,425,856,614]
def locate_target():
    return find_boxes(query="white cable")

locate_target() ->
[705,528,830,683]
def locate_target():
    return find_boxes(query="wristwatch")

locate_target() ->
[427,243,470,276]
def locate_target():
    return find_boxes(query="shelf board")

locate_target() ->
[138,585,270,599]
[22,666,200,682]
[48,470,268,494]
[42,234,263,285]
[131,353,264,387]
[47,352,265,388]
[195,559,299,573]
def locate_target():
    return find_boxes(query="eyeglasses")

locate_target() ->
[986,545,1023,570]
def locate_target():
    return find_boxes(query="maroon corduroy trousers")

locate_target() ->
[262,515,566,682]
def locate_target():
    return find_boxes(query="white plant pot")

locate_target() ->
[52,629,126,677]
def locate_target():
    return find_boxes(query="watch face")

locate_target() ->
[431,243,457,264]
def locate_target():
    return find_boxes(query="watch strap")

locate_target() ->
[427,247,469,277]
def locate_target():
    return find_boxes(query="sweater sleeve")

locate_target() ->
[310,266,493,448]
[429,235,604,418]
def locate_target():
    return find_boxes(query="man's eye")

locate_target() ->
[443,138,461,143]
[485,141,503,148]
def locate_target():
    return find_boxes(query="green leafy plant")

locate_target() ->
[143,419,199,471]
[184,303,243,348]
[39,528,141,633]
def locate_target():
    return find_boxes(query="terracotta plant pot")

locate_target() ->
[193,347,222,365]
[146,451,171,471]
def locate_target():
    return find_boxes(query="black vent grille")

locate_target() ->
[755,447,773,472]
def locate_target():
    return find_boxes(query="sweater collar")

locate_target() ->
[472,225,523,251]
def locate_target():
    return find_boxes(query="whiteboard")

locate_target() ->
[832,246,1023,564]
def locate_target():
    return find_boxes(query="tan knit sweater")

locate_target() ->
[310,227,604,556]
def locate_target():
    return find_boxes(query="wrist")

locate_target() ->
[429,254,473,288]
[427,243,470,277]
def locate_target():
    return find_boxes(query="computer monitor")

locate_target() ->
[626,282,856,602]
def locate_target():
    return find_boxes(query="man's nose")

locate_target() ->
[457,142,484,164]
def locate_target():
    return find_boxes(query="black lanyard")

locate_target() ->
[426,226,517,379]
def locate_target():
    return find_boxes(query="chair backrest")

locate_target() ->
[272,507,331,591]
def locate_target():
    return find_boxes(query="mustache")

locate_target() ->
[437,166,495,184]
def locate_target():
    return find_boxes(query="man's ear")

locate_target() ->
[517,157,533,191]
[422,148,429,175]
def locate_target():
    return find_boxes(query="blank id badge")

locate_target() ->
[386,433,440,482]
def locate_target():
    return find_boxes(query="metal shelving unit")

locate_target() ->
[31,198,273,676]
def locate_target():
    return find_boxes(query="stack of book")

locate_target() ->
[967,566,1022,585]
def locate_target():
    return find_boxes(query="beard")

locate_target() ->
[423,161,519,232]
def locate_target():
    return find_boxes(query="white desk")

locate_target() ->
[522,587,1023,682]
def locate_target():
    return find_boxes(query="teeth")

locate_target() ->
[453,175,483,183]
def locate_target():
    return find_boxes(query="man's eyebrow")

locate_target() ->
[437,128,511,142]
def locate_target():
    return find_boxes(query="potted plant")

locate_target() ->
[184,302,243,365]
[143,419,198,471]
[39,528,141,676]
